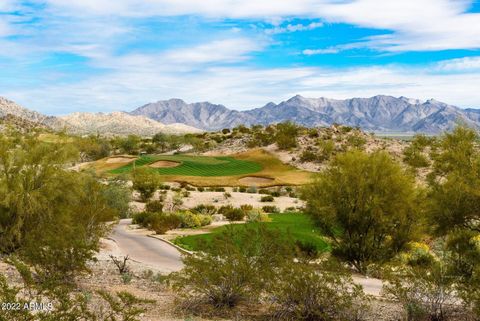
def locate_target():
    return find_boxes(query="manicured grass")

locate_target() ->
[173,213,330,252]
[93,149,312,186]
[109,154,263,176]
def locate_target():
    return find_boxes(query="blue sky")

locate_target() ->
[1,0,480,115]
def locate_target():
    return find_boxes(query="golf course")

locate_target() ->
[93,149,312,186]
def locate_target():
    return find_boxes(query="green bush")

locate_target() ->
[262,205,280,213]
[150,213,182,234]
[302,150,424,274]
[177,211,212,228]
[258,188,271,194]
[197,186,204,192]
[132,167,161,201]
[224,208,245,221]
[269,262,368,320]
[300,149,319,162]
[246,209,270,223]
[218,205,233,214]
[145,200,163,213]
[132,211,151,226]
[260,195,274,202]
[247,186,257,193]
[192,204,216,215]
[239,187,247,193]
[171,225,294,310]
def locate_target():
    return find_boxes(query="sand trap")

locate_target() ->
[238,176,274,185]
[105,156,137,164]
[149,160,181,168]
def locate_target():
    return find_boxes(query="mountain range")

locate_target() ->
[0,97,201,136]
[131,95,480,133]
[2,95,480,135]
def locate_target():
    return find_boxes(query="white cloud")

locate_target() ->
[38,0,480,52]
[266,21,323,34]
[302,48,339,55]
[435,56,480,72]
[4,54,480,116]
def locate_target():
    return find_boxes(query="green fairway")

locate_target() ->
[173,213,330,252]
[109,154,263,176]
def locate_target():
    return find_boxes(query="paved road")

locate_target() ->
[111,219,184,273]
[111,219,383,296]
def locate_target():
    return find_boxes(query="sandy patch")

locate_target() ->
[105,156,137,164]
[180,191,303,211]
[238,176,274,185]
[149,160,181,168]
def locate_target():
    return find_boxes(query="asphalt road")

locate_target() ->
[111,219,184,273]
[111,219,383,296]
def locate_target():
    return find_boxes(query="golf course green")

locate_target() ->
[109,154,263,177]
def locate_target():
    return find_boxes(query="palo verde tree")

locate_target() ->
[275,121,299,150]
[302,150,424,274]
[0,130,118,283]
[428,125,480,315]
[132,167,162,201]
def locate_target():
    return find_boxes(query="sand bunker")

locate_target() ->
[105,156,137,164]
[238,176,274,185]
[149,160,181,168]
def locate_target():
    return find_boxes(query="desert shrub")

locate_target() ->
[246,209,270,223]
[192,204,216,215]
[260,195,274,202]
[308,128,319,138]
[150,213,182,234]
[185,186,196,191]
[262,205,280,213]
[222,128,231,134]
[177,211,212,228]
[239,187,247,192]
[275,121,299,150]
[0,261,152,321]
[145,200,163,213]
[218,205,234,214]
[223,192,232,199]
[182,191,190,197]
[247,186,257,193]
[346,133,367,149]
[171,225,294,311]
[197,186,204,192]
[103,180,132,218]
[317,140,336,161]
[271,190,281,197]
[258,188,271,194]
[159,184,171,190]
[240,204,254,212]
[224,208,245,221]
[403,135,431,168]
[132,211,152,226]
[269,262,368,321]
[300,149,319,162]
[302,150,424,274]
[384,261,458,321]
[132,167,161,201]
[214,187,226,192]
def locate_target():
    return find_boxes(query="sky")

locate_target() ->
[1,0,480,115]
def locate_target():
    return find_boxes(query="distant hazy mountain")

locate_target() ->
[58,112,202,136]
[0,97,202,136]
[131,96,480,133]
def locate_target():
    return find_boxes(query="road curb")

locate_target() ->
[147,234,194,255]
